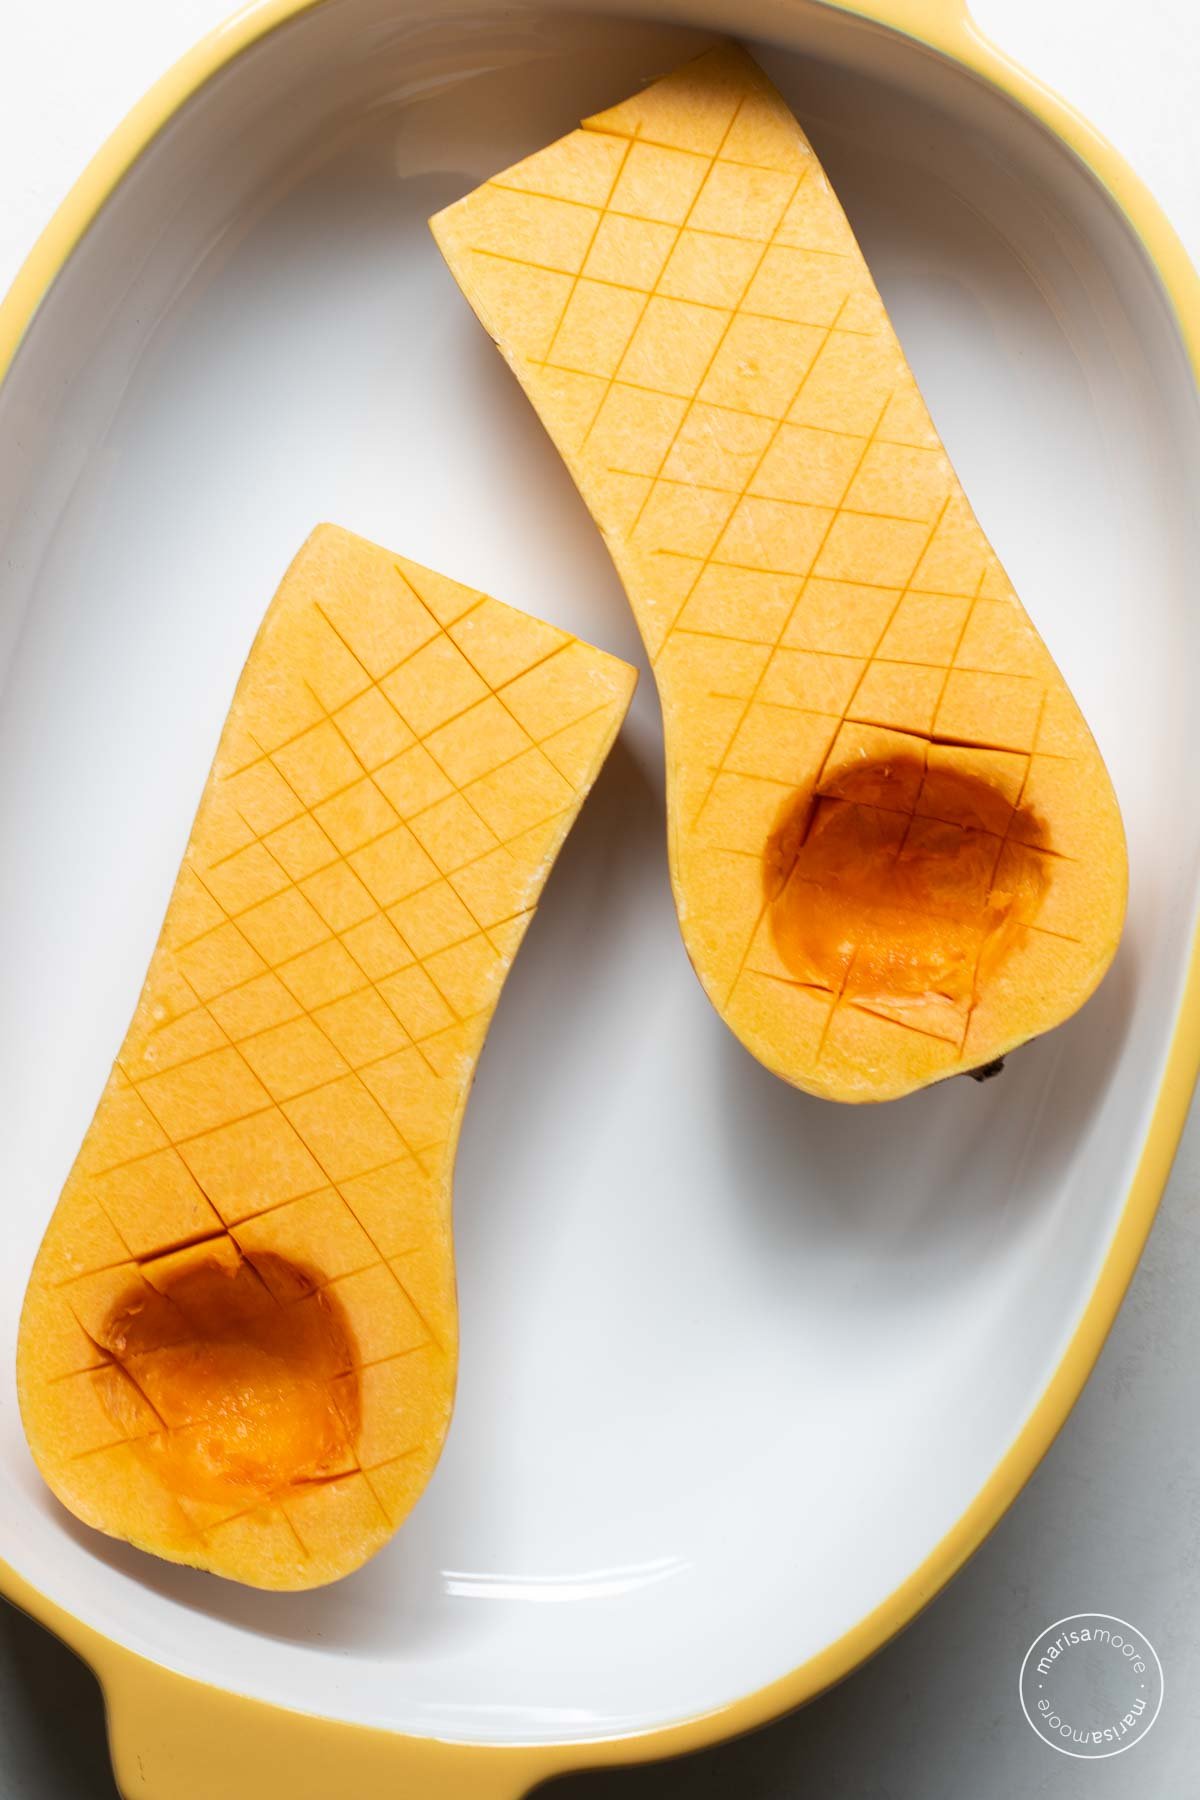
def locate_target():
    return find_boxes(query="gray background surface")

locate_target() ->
[4,0,1200,1793]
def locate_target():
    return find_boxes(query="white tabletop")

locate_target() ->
[1,3,1198,1796]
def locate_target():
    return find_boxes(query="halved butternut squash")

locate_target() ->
[18,526,635,1587]
[431,43,1127,1101]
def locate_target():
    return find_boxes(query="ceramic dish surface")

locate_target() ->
[1,0,1198,1786]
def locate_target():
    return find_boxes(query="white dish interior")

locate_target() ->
[1,0,1197,1747]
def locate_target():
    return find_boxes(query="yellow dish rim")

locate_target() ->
[2,1,1198,1794]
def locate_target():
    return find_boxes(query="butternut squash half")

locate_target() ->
[431,44,1127,1101]
[19,526,635,1587]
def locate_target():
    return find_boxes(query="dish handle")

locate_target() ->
[848,0,977,51]
[101,1642,561,1800]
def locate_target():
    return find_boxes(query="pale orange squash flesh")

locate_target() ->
[431,43,1128,1101]
[18,526,635,1588]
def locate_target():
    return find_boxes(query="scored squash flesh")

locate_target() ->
[18,526,635,1588]
[431,43,1127,1101]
